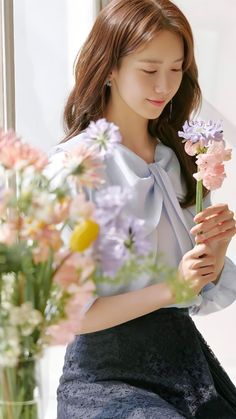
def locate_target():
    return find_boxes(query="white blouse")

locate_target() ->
[48,135,236,316]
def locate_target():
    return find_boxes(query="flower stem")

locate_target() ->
[196,179,203,215]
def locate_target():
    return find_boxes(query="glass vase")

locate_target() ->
[0,356,42,419]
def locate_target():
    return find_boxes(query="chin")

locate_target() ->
[148,114,161,120]
[142,106,164,120]
[146,110,163,120]
[133,106,163,121]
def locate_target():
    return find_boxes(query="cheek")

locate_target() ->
[118,73,146,100]
[171,74,183,94]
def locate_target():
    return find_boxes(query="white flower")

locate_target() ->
[0,326,21,367]
[10,302,43,336]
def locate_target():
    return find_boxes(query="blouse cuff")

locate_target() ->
[198,256,236,314]
[80,295,99,316]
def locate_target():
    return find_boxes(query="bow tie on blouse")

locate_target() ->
[105,142,194,256]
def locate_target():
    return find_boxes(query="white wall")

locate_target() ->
[14,0,96,149]
[175,0,236,132]
[13,1,236,416]
[174,0,236,384]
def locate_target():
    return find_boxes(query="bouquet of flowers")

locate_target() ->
[1,119,190,419]
[178,120,232,213]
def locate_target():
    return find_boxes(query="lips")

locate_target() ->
[147,99,166,106]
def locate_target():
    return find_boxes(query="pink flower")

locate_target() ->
[52,199,71,223]
[0,129,48,171]
[66,281,95,314]
[0,188,14,217]
[193,140,232,190]
[69,193,95,221]
[46,281,95,345]
[200,154,225,170]
[23,222,63,263]
[207,140,232,161]
[31,194,71,224]
[25,223,62,248]
[63,143,104,189]
[53,252,95,289]
[201,174,225,190]
[46,320,78,345]
[32,244,51,264]
[184,139,205,156]
[0,222,18,245]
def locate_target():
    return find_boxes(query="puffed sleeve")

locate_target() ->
[183,194,236,316]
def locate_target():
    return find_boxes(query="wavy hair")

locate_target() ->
[63,0,208,207]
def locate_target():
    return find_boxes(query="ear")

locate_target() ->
[109,67,118,80]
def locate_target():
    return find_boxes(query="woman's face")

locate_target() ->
[110,30,184,120]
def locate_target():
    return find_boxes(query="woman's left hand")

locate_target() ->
[190,203,236,283]
[190,203,236,245]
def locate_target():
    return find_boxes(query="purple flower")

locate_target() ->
[94,215,151,278]
[121,216,151,256]
[178,120,224,145]
[96,230,129,277]
[81,118,122,158]
[92,185,151,278]
[94,186,132,226]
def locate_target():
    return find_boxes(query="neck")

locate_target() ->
[105,95,152,151]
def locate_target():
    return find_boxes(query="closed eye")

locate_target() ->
[142,70,156,74]
[171,68,182,72]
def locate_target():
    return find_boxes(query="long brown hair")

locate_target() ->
[63,0,208,208]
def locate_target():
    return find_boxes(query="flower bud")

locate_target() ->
[70,219,100,252]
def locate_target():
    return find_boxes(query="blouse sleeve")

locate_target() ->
[184,194,236,316]
[191,256,236,315]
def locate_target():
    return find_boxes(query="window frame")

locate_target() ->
[0,0,15,130]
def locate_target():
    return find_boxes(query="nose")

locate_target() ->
[154,72,170,95]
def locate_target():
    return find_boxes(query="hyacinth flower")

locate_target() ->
[178,120,232,214]
[92,185,152,280]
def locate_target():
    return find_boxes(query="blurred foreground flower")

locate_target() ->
[0,119,193,417]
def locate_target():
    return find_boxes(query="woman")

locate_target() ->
[52,0,236,417]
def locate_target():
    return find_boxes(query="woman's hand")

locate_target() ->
[178,243,217,296]
[190,203,236,284]
[190,203,236,245]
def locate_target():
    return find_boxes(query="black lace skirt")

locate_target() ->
[57,308,236,418]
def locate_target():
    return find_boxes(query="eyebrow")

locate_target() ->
[138,58,184,64]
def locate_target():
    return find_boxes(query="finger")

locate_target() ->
[203,226,236,244]
[190,257,215,269]
[190,243,212,258]
[191,209,235,235]
[198,266,215,276]
[194,203,229,223]
[195,219,236,243]
[191,272,216,284]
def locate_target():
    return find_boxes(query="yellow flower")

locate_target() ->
[70,219,100,252]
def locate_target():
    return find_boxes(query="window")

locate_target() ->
[0,0,15,130]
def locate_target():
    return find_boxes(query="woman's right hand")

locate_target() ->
[178,243,216,296]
